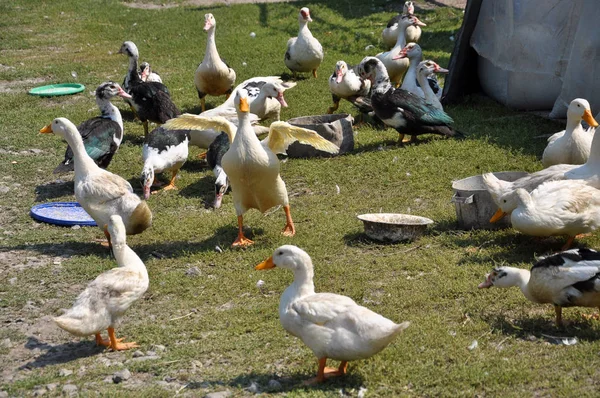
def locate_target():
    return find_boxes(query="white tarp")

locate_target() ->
[469,0,592,116]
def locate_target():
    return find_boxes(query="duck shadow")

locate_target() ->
[34,180,75,202]
[483,314,600,343]
[19,337,104,370]
[123,132,145,146]
[0,241,112,259]
[186,370,364,394]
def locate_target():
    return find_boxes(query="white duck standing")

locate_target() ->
[54,215,149,350]
[376,15,426,86]
[479,248,600,326]
[327,60,372,115]
[542,98,598,167]
[415,60,448,111]
[285,7,324,79]
[40,118,152,245]
[395,43,443,100]
[195,13,236,112]
[382,1,421,49]
[163,90,339,247]
[256,245,410,384]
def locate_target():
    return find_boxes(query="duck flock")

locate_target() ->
[37,1,600,385]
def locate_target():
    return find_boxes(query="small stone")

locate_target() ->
[29,148,43,154]
[62,384,78,395]
[185,266,201,277]
[132,350,145,358]
[0,186,9,194]
[45,384,58,391]
[113,369,131,383]
[59,368,73,377]
[205,391,232,398]
[8,277,16,285]
[256,280,265,289]
[33,388,47,396]
[527,334,537,342]
[267,380,282,391]
[214,245,223,253]
[365,44,375,50]
[71,225,81,230]
[0,392,7,398]
[247,381,260,393]
[468,340,478,350]
[163,376,176,382]
[249,32,256,38]
[242,62,247,67]
[103,376,113,383]
[2,338,12,348]
[146,350,157,357]
[152,344,166,352]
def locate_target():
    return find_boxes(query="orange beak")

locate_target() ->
[40,124,53,134]
[583,109,599,128]
[489,208,507,223]
[239,97,250,113]
[255,256,275,270]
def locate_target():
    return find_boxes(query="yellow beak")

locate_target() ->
[255,256,275,270]
[239,97,250,113]
[489,208,507,223]
[583,109,599,128]
[40,124,53,134]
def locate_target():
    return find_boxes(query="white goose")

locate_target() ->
[163,89,339,247]
[479,248,600,327]
[285,7,324,78]
[376,15,426,86]
[256,245,410,384]
[382,1,421,49]
[195,13,236,112]
[54,215,149,350]
[542,98,598,167]
[41,118,152,244]
[327,60,371,114]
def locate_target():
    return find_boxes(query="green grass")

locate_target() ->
[1,0,598,396]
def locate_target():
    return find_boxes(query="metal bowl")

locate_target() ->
[357,213,434,243]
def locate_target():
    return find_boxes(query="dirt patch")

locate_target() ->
[0,78,47,94]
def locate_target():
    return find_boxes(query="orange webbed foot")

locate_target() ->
[232,236,254,247]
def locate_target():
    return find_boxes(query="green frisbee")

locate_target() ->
[29,83,85,97]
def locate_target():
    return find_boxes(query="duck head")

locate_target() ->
[357,56,383,84]
[404,1,415,15]
[213,167,229,209]
[139,62,151,81]
[235,88,250,113]
[299,7,312,23]
[334,61,348,84]
[40,117,78,141]
[393,42,420,60]
[417,60,449,76]
[478,267,518,289]
[204,13,216,32]
[263,82,288,107]
[140,164,154,200]
[568,98,598,128]
[255,245,312,272]
[96,81,132,101]
[118,41,139,59]
[107,214,127,248]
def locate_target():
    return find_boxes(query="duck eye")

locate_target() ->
[278,251,283,256]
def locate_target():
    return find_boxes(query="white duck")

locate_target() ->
[479,248,600,326]
[542,98,598,167]
[327,60,372,114]
[376,15,426,86]
[415,60,448,111]
[195,13,236,112]
[163,89,339,247]
[41,118,152,245]
[395,43,443,100]
[139,62,162,83]
[256,245,410,384]
[382,1,421,49]
[285,7,324,78]
[54,215,149,350]
[140,127,190,199]
[487,180,600,249]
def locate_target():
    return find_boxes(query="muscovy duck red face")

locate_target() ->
[299,7,312,22]
[404,1,415,15]
[334,61,347,84]
[204,13,216,31]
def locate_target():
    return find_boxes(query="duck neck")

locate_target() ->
[512,268,534,301]
[204,28,220,63]
[417,72,440,108]
[112,243,149,281]
[97,97,124,133]
[372,65,392,94]
[290,265,316,298]
[564,114,581,138]
[127,55,142,86]
[299,21,312,40]
[235,112,254,140]
[401,54,420,90]
[587,126,600,165]
[394,26,408,48]
[63,129,99,177]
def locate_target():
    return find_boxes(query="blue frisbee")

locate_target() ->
[30,202,97,227]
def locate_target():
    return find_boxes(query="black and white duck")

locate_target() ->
[140,126,190,199]
[139,62,162,83]
[382,1,422,49]
[357,56,462,143]
[206,131,230,208]
[327,60,372,115]
[54,82,131,174]
[195,13,236,113]
[479,248,600,327]
[118,41,180,137]
[285,7,323,79]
